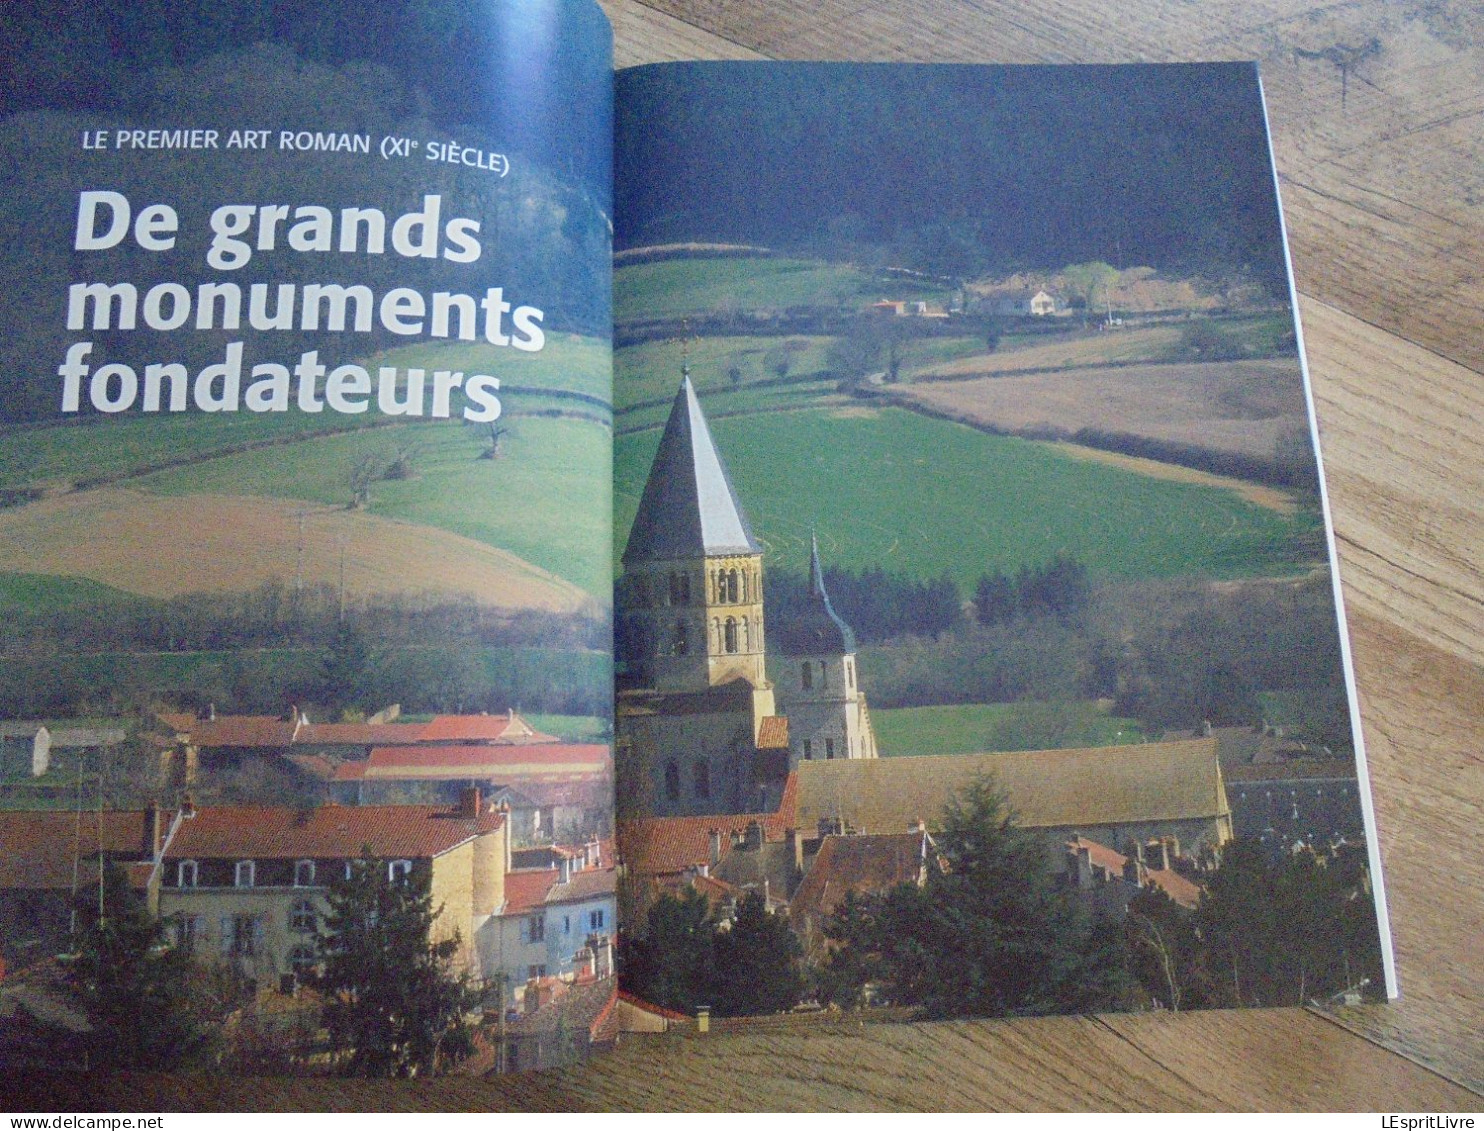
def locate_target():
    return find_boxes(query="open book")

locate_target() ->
[0,0,1394,1081]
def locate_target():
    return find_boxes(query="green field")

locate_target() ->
[525,714,612,741]
[135,412,610,598]
[0,572,151,617]
[871,701,1145,758]
[0,333,609,492]
[616,257,951,323]
[615,405,1322,585]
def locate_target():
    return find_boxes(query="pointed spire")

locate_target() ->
[774,533,856,656]
[622,377,759,565]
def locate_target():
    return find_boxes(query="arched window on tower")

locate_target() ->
[724,617,738,653]
[694,759,711,799]
[801,662,813,690]
[664,761,680,802]
[741,616,750,650]
[726,569,739,604]
[741,571,749,602]
[672,619,689,655]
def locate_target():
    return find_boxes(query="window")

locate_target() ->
[820,663,828,689]
[173,915,202,951]
[291,898,317,934]
[289,945,317,978]
[563,915,571,935]
[176,860,198,889]
[528,913,545,943]
[527,964,546,980]
[388,859,413,884]
[672,619,689,656]
[589,909,605,931]
[847,659,854,689]
[694,759,711,800]
[726,569,739,604]
[803,740,813,761]
[227,914,262,958]
[294,859,316,887]
[234,860,255,888]
[664,761,680,802]
[825,738,835,760]
[724,617,737,653]
[801,662,813,690]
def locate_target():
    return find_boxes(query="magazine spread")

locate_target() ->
[0,0,1394,1086]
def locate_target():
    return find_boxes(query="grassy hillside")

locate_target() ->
[615,405,1322,586]
[0,333,609,491]
[871,701,1145,758]
[0,334,612,601]
[616,256,951,323]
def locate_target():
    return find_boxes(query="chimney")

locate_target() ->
[1122,856,1142,887]
[458,786,482,819]
[786,827,803,873]
[1073,844,1093,890]
[559,855,572,884]
[143,802,162,856]
[907,816,924,834]
[744,820,764,851]
[708,828,722,867]
[1149,838,1170,872]
[497,801,512,873]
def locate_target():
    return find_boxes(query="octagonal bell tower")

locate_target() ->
[619,374,767,693]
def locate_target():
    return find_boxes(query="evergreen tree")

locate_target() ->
[313,854,478,1078]
[711,891,804,1016]
[66,863,211,1070]
[823,776,1130,1017]
[621,887,714,1014]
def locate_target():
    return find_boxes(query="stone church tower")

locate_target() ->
[615,376,880,818]
[619,375,768,692]
[774,534,880,765]
[616,375,780,817]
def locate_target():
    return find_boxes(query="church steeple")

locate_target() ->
[619,376,767,692]
[776,532,856,657]
[622,377,759,567]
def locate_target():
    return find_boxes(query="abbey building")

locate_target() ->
[615,376,878,818]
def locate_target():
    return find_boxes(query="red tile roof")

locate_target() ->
[544,867,616,905]
[294,722,428,746]
[504,869,559,914]
[789,832,926,924]
[163,804,502,861]
[618,807,792,879]
[418,712,557,744]
[1145,867,1202,909]
[0,810,163,889]
[335,744,611,783]
[756,716,789,749]
[1066,836,1203,909]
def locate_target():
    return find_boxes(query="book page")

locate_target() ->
[611,61,1395,1026]
[0,0,615,1077]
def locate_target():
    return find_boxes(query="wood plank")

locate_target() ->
[5,1006,1473,1111]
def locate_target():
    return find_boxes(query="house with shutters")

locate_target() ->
[156,791,507,991]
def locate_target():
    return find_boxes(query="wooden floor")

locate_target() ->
[7,0,1481,1113]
